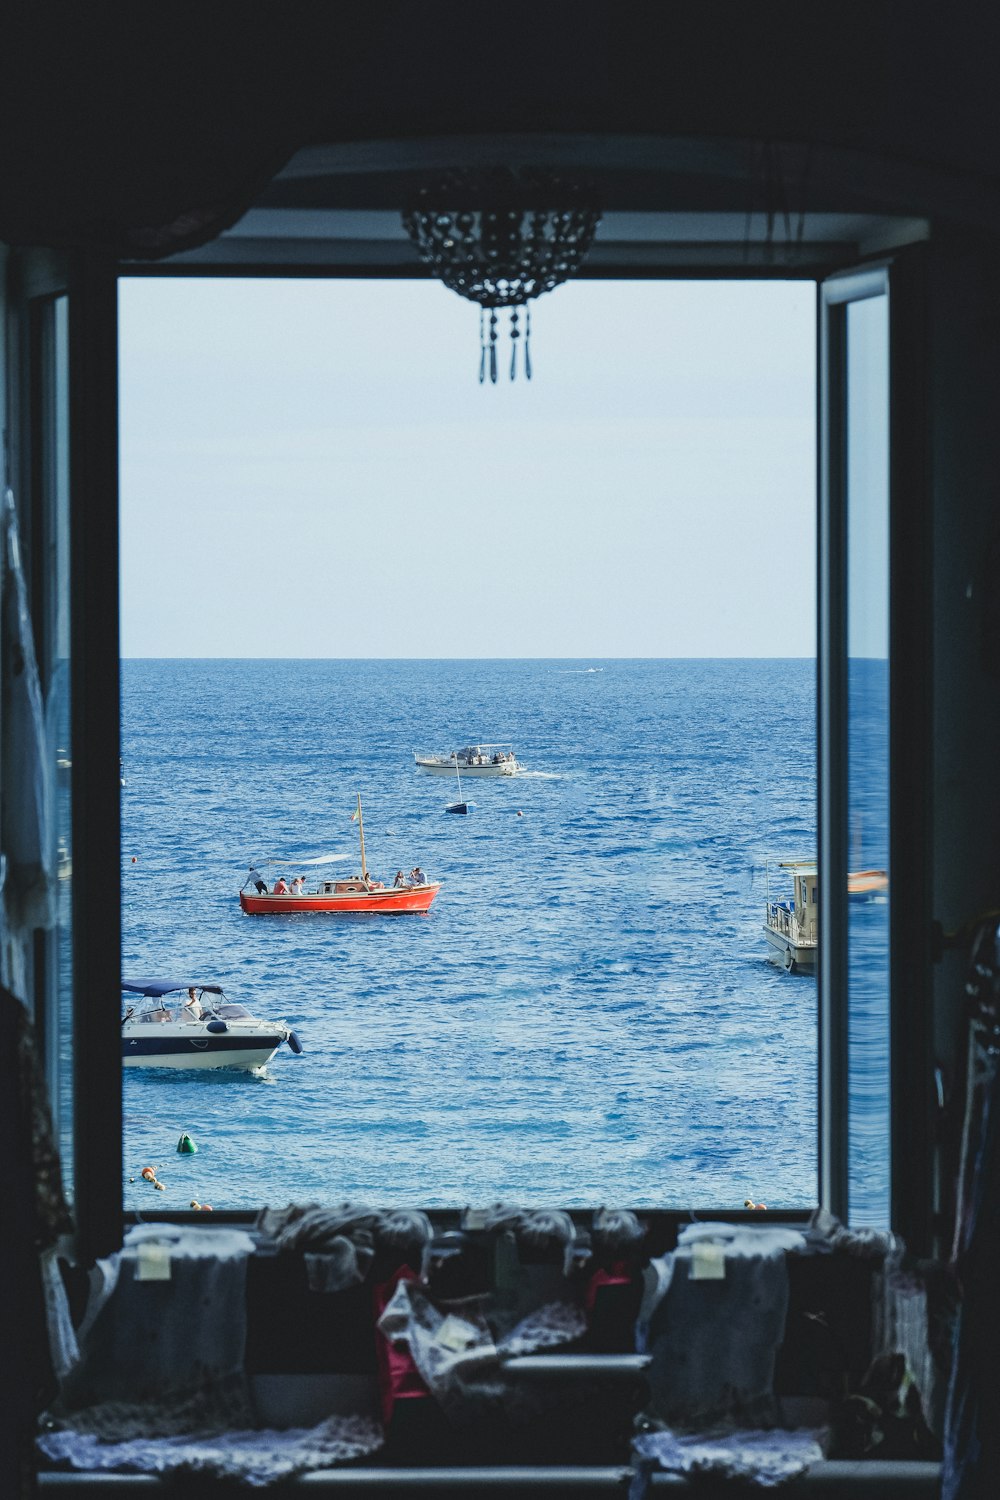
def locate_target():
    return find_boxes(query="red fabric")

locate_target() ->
[584,1260,634,1312]
[372,1265,430,1425]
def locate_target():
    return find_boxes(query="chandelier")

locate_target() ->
[402,168,601,382]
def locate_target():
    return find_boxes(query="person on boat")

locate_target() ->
[243,864,268,895]
[393,870,406,887]
[410,866,427,885]
[183,988,203,1021]
[290,876,305,896]
[273,876,289,895]
[366,875,384,890]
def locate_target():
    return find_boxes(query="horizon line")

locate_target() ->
[119,653,820,663]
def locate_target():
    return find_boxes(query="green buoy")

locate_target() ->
[177,1132,197,1154]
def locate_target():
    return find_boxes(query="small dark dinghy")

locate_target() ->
[444,763,474,815]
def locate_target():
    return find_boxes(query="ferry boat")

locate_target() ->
[121,978,301,1071]
[414,743,521,776]
[239,795,441,915]
[764,860,888,972]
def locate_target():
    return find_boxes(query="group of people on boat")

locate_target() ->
[243,864,432,896]
[456,747,516,767]
[243,867,309,897]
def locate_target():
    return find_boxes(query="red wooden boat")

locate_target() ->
[239,795,441,915]
[239,880,440,915]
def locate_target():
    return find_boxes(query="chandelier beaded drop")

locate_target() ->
[402,168,601,382]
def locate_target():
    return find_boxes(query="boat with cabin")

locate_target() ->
[764,862,818,972]
[239,795,441,914]
[414,743,521,776]
[121,978,302,1070]
[764,860,889,972]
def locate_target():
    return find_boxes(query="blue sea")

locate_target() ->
[121,658,821,1212]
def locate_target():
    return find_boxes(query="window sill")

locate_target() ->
[38,1460,943,1495]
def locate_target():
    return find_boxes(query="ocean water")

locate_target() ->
[121,658,819,1212]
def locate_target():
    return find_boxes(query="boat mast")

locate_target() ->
[356,792,368,879]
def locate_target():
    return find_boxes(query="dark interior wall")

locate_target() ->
[2,6,1000,254]
[927,231,1000,1081]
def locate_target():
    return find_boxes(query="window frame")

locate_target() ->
[817,250,933,1250]
[7,250,122,1261]
[12,250,930,1247]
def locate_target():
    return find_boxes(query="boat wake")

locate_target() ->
[130,1065,276,1087]
[516,769,561,780]
[556,667,604,674]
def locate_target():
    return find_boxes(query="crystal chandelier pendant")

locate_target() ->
[403,168,600,382]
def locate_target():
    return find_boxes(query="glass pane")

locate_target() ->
[845,293,890,1228]
[38,295,74,1202]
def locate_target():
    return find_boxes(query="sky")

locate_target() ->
[118,276,816,658]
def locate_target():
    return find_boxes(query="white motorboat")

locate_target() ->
[121,978,302,1071]
[414,743,521,776]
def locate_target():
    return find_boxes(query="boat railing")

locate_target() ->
[765,902,817,946]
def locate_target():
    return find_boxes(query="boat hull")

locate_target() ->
[848,868,889,901]
[122,1032,283,1070]
[763,925,817,973]
[239,882,441,914]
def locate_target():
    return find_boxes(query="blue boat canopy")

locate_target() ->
[122,978,224,998]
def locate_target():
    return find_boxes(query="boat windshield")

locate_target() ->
[208,1003,252,1020]
[134,1006,174,1023]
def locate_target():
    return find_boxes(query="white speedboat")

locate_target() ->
[121,978,302,1071]
[414,743,521,776]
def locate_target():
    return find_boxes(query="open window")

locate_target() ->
[10,195,932,1248]
[114,269,823,1215]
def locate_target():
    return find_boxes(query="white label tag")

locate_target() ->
[690,1241,726,1281]
[461,1208,489,1230]
[435,1315,477,1353]
[136,1242,172,1281]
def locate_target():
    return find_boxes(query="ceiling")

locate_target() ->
[151,135,930,278]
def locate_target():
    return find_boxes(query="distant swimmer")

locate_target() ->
[517,810,523,817]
